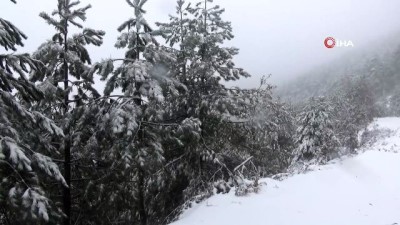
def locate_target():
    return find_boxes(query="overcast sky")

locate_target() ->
[2,0,400,88]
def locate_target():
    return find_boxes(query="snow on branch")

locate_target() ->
[32,153,68,187]
[0,18,27,51]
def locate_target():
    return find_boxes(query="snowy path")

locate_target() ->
[171,118,400,225]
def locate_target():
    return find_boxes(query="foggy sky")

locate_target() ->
[1,0,400,88]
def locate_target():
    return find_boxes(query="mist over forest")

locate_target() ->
[278,32,400,104]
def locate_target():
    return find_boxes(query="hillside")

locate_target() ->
[170,118,400,225]
[277,36,400,104]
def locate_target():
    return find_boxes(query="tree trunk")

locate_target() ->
[138,167,147,225]
[63,15,71,225]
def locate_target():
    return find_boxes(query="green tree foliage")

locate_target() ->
[388,90,400,116]
[1,1,66,224]
[76,1,194,224]
[2,0,374,224]
[29,1,105,224]
[331,75,377,153]
[155,1,282,222]
[294,97,339,162]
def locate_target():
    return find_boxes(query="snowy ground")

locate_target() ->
[170,118,400,225]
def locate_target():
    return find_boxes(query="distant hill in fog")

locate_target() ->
[277,33,400,104]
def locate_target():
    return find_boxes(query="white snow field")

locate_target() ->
[171,118,400,225]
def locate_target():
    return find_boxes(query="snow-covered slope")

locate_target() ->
[171,118,400,225]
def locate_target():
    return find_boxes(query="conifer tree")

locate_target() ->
[30,1,104,224]
[155,1,266,219]
[1,1,296,224]
[157,0,191,82]
[389,90,400,116]
[83,1,192,224]
[294,97,339,162]
[245,90,295,174]
[102,0,169,224]
[158,0,252,156]
[1,0,66,224]
[332,76,376,153]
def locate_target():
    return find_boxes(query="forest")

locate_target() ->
[1,0,399,224]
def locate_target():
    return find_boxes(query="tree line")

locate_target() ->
[0,0,379,224]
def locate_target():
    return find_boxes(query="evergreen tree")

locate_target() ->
[222,77,295,176]
[155,1,267,221]
[294,97,339,162]
[1,0,66,224]
[82,1,191,224]
[1,1,302,224]
[156,0,191,82]
[158,0,251,155]
[331,75,376,153]
[389,90,400,116]
[246,96,295,174]
[30,1,105,224]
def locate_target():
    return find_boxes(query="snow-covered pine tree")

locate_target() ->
[78,1,193,224]
[343,76,376,129]
[155,0,267,219]
[156,0,191,82]
[158,0,250,111]
[239,78,295,175]
[212,75,296,178]
[29,1,104,224]
[158,0,250,157]
[263,101,296,172]
[331,75,376,153]
[1,1,66,224]
[294,97,339,162]
[389,90,400,116]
